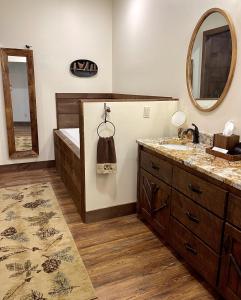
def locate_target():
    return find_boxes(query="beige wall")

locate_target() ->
[84,101,178,211]
[0,0,112,165]
[112,0,241,136]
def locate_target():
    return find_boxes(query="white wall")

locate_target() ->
[0,0,112,165]
[112,0,241,136]
[84,101,178,211]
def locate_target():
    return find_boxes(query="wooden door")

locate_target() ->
[139,169,171,238]
[219,223,241,299]
[200,25,231,98]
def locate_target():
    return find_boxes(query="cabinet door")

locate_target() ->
[139,169,171,238]
[220,223,241,300]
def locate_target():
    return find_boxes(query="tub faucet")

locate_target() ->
[182,123,199,144]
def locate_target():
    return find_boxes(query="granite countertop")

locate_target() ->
[137,137,241,191]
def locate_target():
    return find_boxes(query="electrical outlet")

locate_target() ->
[143,106,151,118]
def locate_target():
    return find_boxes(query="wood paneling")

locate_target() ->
[54,130,84,220]
[55,93,179,129]
[0,167,219,299]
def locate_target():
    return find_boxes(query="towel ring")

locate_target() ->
[97,120,116,138]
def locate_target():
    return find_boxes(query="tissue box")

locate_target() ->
[213,133,240,150]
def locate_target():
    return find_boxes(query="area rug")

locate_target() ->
[0,183,96,300]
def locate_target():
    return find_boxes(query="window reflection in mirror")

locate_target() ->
[8,56,33,152]
[187,9,236,112]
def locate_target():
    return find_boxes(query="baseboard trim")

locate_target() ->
[85,202,137,223]
[0,160,56,173]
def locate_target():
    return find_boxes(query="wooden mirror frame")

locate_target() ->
[1,48,39,159]
[186,8,237,112]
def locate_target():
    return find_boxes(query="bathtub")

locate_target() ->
[60,128,80,148]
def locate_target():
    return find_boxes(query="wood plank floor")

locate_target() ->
[0,168,221,299]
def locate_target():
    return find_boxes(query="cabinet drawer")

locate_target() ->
[219,223,241,299]
[171,189,223,252]
[139,169,171,238]
[173,166,227,217]
[170,217,219,286]
[140,150,172,184]
[227,194,241,230]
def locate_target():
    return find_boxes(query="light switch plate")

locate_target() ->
[143,106,151,118]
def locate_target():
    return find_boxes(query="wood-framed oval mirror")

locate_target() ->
[186,8,237,112]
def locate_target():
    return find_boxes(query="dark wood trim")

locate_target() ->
[56,93,113,99]
[111,93,177,100]
[55,93,179,129]
[56,93,179,101]
[79,102,86,222]
[0,160,55,173]
[85,202,137,223]
[54,130,80,158]
[0,48,39,159]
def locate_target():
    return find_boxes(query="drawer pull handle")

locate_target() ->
[152,201,168,214]
[151,162,160,171]
[188,184,202,194]
[186,211,200,224]
[184,243,197,255]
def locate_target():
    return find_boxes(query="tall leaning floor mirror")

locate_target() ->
[1,48,39,159]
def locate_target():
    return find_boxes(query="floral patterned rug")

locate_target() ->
[0,183,96,300]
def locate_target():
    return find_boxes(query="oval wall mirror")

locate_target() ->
[186,8,237,112]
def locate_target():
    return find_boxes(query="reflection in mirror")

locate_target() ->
[187,8,237,112]
[8,56,33,152]
[1,48,38,159]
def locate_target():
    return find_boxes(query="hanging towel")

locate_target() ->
[97,136,117,174]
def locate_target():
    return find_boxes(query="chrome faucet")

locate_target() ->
[182,123,199,144]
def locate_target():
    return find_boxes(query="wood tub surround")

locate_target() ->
[137,139,241,299]
[55,93,179,223]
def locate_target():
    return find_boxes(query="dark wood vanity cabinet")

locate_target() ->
[139,169,171,239]
[220,194,241,299]
[138,146,241,299]
[220,224,241,299]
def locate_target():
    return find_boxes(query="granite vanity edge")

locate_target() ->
[137,140,241,192]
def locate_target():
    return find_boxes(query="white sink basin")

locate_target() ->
[160,144,192,151]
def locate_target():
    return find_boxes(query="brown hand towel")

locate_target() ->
[97,137,117,174]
